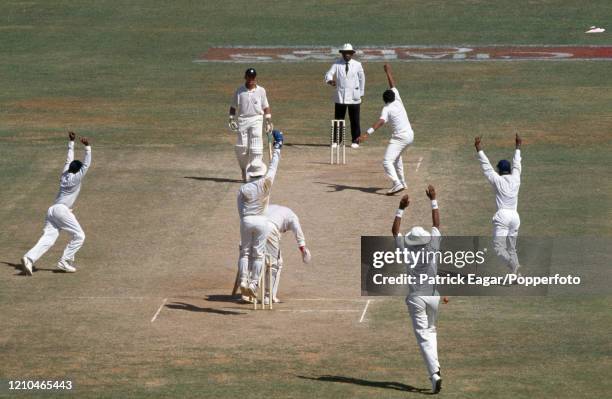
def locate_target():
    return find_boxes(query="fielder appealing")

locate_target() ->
[264,204,311,304]
[237,131,284,298]
[325,43,365,148]
[359,63,414,195]
[21,132,92,275]
[475,134,522,275]
[392,186,444,394]
[229,68,273,181]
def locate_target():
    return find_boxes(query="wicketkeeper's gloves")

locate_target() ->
[228,115,238,131]
[272,130,283,149]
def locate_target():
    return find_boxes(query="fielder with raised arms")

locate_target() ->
[474,134,523,276]
[264,204,312,304]
[359,63,414,195]
[229,67,273,181]
[21,132,92,275]
[392,186,445,394]
[237,130,284,298]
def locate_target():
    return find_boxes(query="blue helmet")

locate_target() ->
[497,159,511,175]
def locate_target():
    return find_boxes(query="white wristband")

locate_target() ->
[367,127,375,135]
[395,209,404,218]
[264,113,272,119]
[431,200,438,209]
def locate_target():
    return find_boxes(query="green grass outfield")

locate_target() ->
[1,1,612,398]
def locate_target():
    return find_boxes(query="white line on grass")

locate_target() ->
[415,157,423,172]
[359,299,371,323]
[151,298,168,323]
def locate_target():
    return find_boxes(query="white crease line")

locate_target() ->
[292,298,368,302]
[60,296,147,300]
[278,309,360,313]
[415,156,423,172]
[359,299,372,323]
[151,298,168,323]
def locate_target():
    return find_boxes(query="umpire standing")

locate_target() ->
[325,43,365,148]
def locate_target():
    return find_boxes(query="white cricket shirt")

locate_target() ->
[266,204,306,247]
[232,85,269,117]
[478,149,522,211]
[54,141,92,209]
[379,88,414,139]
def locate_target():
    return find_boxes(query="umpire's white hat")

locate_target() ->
[339,43,355,53]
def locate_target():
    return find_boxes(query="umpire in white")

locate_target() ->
[392,185,444,394]
[325,43,365,148]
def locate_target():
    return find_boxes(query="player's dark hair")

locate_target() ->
[497,159,511,175]
[68,160,83,174]
[383,89,395,104]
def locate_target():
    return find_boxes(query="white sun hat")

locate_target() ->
[404,226,432,246]
[246,159,267,179]
[339,43,355,53]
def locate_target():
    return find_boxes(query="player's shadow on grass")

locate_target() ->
[165,301,246,315]
[184,176,243,183]
[284,143,330,148]
[297,375,429,394]
[316,182,385,195]
[1,261,62,275]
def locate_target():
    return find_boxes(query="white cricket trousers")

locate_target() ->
[492,209,520,273]
[25,204,85,264]
[265,226,283,298]
[406,294,440,377]
[239,215,270,285]
[238,115,264,164]
[383,134,413,186]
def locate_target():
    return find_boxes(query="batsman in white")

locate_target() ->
[20,132,92,275]
[474,134,523,275]
[359,63,414,195]
[237,130,284,298]
[263,204,312,304]
[392,186,445,394]
[229,67,273,181]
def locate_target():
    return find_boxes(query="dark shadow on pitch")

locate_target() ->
[284,143,330,148]
[316,181,385,195]
[1,261,62,275]
[184,176,243,183]
[205,294,242,303]
[297,375,430,394]
[165,302,246,315]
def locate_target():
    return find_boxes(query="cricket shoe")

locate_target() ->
[431,372,442,394]
[386,182,405,195]
[246,281,258,298]
[21,256,33,276]
[241,295,254,304]
[272,296,281,304]
[351,143,359,149]
[239,278,248,296]
[56,259,76,273]
[331,142,338,148]
[263,296,270,306]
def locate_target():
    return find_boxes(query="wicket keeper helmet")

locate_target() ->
[68,160,83,174]
[246,159,267,180]
[383,89,395,104]
[245,68,257,78]
[497,159,511,175]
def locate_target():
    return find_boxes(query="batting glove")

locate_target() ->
[228,115,238,131]
[272,130,283,149]
[264,117,274,134]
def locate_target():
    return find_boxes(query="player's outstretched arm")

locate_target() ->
[62,131,76,173]
[426,185,440,228]
[475,136,499,185]
[392,195,409,237]
[78,137,92,178]
[359,118,385,143]
[512,133,522,175]
[384,63,395,88]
